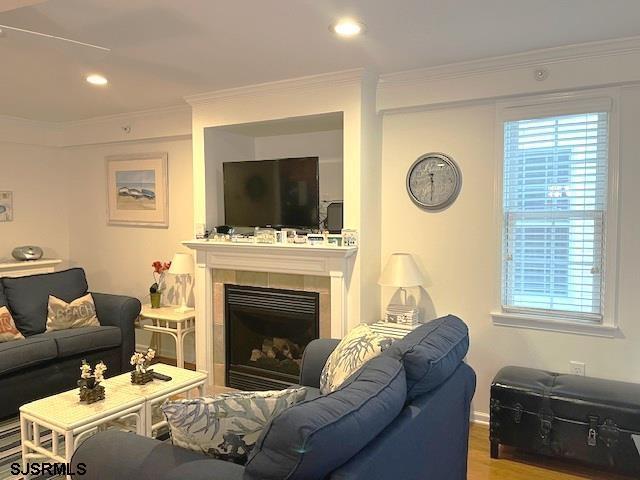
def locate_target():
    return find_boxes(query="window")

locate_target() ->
[501,110,609,324]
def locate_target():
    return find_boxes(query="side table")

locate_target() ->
[136,305,195,369]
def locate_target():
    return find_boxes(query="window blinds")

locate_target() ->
[502,112,609,322]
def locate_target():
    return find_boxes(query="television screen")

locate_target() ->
[223,157,319,229]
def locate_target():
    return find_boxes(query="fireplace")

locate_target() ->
[225,284,319,390]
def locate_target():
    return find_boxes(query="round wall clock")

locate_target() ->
[406,152,462,211]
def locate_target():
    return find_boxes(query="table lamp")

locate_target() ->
[379,253,425,303]
[168,253,194,313]
[379,253,425,324]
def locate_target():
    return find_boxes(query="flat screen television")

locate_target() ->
[223,157,319,229]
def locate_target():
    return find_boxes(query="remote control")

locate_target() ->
[151,372,172,382]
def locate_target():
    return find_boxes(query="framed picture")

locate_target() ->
[0,192,13,222]
[106,153,168,227]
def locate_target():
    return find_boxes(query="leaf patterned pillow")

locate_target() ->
[161,387,307,465]
[320,324,393,394]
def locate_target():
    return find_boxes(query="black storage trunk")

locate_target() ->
[490,366,640,476]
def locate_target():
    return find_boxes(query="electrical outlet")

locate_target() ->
[570,361,586,376]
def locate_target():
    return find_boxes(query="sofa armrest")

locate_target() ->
[299,338,340,388]
[71,431,245,480]
[92,292,140,372]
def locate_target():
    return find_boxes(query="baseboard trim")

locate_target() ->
[472,411,490,426]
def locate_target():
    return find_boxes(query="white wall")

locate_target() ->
[254,130,344,203]
[0,142,70,265]
[380,86,640,419]
[65,137,195,362]
[203,129,256,227]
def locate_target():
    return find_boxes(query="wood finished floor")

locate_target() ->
[468,424,633,480]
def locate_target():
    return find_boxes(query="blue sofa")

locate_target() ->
[72,315,476,480]
[0,268,140,418]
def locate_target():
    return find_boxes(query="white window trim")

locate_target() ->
[491,88,621,338]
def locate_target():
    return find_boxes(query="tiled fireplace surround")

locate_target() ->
[185,241,357,386]
[211,270,332,386]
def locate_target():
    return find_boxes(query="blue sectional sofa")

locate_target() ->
[0,268,140,418]
[72,315,476,480]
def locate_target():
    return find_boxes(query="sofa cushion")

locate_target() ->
[35,326,121,359]
[1,268,89,336]
[0,336,57,376]
[303,386,322,401]
[384,315,469,400]
[244,356,407,480]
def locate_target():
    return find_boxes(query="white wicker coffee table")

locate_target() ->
[104,363,208,437]
[20,386,144,477]
[19,363,209,475]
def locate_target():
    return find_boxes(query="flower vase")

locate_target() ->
[150,292,161,308]
[131,368,154,385]
[78,384,105,404]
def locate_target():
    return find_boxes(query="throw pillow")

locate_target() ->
[0,306,25,342]
[319,323,393,394]
[161,387,307,465]
[46,293,99,331]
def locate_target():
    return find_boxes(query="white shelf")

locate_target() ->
[183,239,357,255]
[0,259,62,277]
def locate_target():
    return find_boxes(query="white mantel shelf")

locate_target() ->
[0,259,62,277]
[183,239,358,385]
[182,239,357,254]
[182,239,357,277]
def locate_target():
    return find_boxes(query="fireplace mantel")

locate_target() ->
[183,239,358,385]
[183,240,357,276]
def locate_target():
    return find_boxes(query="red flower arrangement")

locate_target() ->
[150,260,171,293]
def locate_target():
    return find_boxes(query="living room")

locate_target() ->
[1,1,640,479]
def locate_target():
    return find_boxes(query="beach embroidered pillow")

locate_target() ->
[0,306,25,342]
[320,323,393,394]
[46,293,99,331]
[161,387,307,465]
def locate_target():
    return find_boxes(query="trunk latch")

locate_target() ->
[587,416,598,447]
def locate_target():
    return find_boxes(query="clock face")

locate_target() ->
[406,153,462,210]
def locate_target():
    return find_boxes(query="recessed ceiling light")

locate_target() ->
[86,74,108,86]
[331,19,365,37]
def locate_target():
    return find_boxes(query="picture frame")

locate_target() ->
[0,191,13,222]
[106,153,169,227]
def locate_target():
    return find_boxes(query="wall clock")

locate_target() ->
[406,153,462,211]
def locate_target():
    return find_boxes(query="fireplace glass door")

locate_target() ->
[225,284,319,390]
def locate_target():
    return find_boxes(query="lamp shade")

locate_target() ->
[378,253,425,288]
[168,253,194,276]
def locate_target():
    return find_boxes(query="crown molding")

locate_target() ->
[0,114,61,131]
[0,104,192,147]
[62,103,191,128]
[184,68,365,106]
[379,35,640,86]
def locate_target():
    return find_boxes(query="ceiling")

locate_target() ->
[2,0,640,122]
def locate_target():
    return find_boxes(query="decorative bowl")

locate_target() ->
[11,246,43,261]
